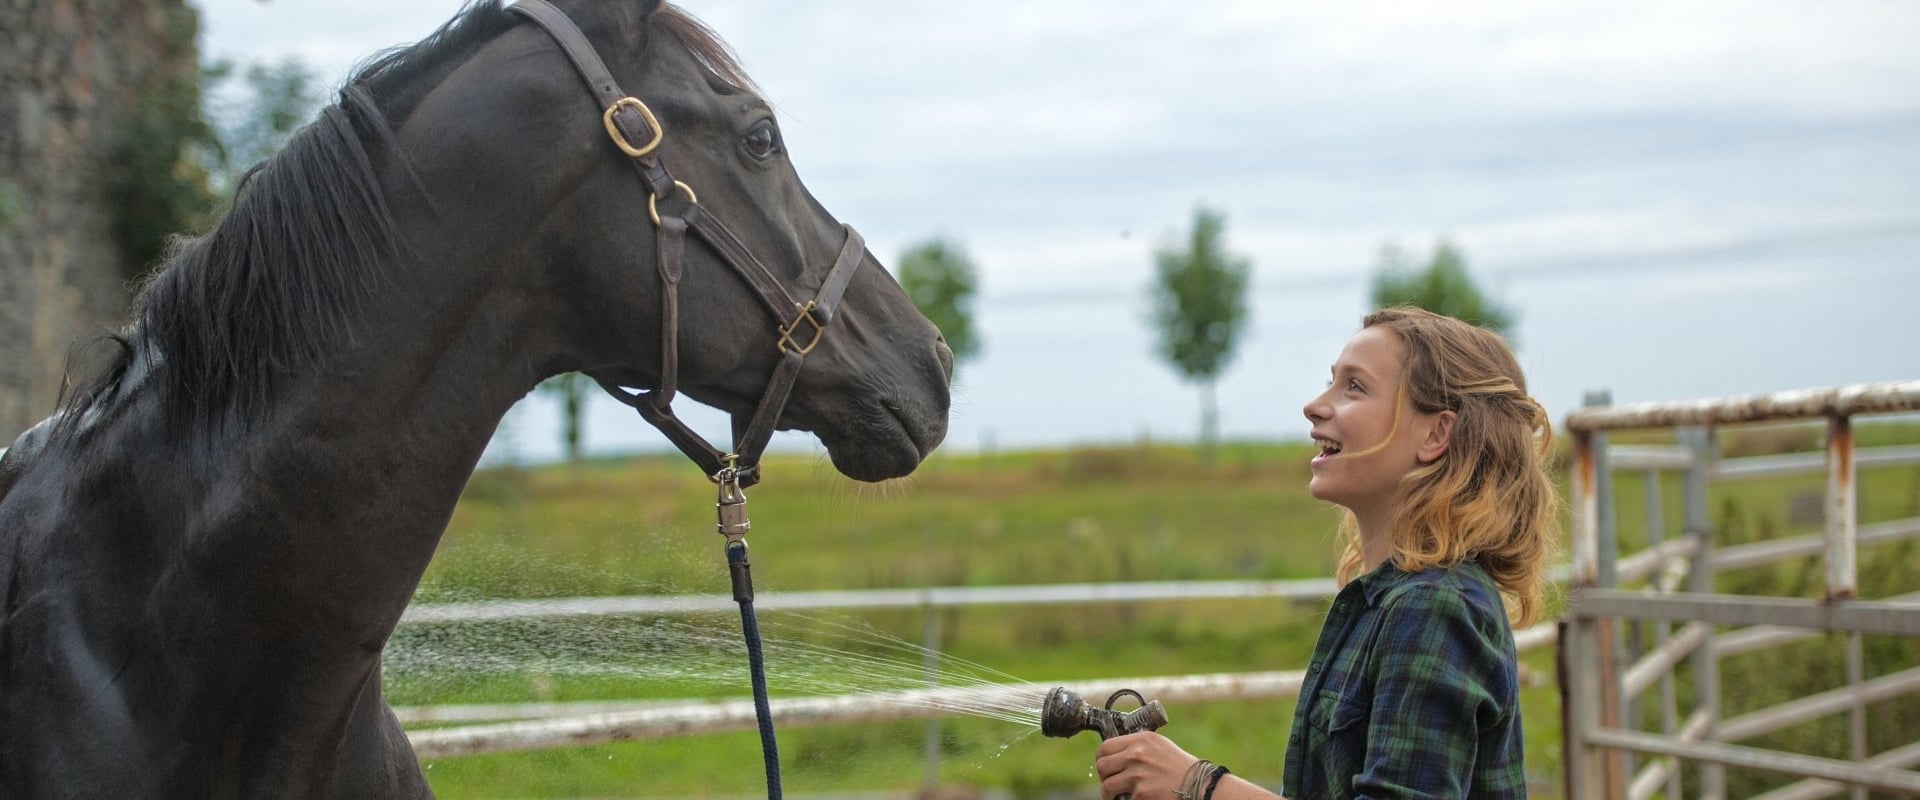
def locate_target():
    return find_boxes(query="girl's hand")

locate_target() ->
[1094,731,1199,800]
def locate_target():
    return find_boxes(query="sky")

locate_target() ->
[194,0,1920,464]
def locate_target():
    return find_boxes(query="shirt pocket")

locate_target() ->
[1310,687,1370,733]
[1307,688,1372,797]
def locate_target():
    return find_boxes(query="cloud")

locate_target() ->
[193,0,1920,453]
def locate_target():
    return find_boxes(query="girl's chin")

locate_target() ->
[1307,479,1360,513]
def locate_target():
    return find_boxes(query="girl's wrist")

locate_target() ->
[1201,764,1231,799]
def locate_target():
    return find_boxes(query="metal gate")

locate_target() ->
[1562,380,1920,800]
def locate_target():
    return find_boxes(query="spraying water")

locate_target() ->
[388,561,1050,729]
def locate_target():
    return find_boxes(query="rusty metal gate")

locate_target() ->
[1563,380,1920,800]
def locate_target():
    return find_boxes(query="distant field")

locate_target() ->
[396,424,1920,798]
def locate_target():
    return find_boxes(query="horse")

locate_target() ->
[0,0,952,796]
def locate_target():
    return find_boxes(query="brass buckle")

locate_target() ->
[647,180,698,227]
[778,301,824,355]
[602,96,664,158]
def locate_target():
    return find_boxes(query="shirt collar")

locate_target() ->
[1351,558,1494,607]
[1351,560,1417,607]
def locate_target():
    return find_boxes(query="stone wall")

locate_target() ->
[0,0,201,440]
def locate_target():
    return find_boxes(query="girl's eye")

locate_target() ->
[742,121,781,161]
[1348,379,1365,393]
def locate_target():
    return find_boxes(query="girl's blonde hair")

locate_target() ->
[1333,307,1562,626]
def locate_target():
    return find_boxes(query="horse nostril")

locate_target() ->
[934,341,955,383]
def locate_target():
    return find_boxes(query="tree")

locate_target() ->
[202,57,323,197]
[1369,238,1515,336]
[1149,206,1251,465]
[111,56,320,285]
[896,237,981,372]
[539,373,588,465]
[1,0,203,438]
[0,7,322,440]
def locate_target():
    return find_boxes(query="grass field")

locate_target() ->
[394,423,1920,798]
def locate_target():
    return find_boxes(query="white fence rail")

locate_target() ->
[397,379,1920,800]
[398,566,1566,755]
[407,670,1313,759]
[398,578,1340,625]
[398,578,1348,757]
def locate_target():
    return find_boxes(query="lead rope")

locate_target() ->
[716,459,782,799]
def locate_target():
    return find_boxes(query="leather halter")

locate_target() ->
[508,0,867,488]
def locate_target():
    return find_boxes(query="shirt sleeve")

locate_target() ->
[1351,582,1514,800]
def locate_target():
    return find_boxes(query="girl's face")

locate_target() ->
[1302,326,1449,523]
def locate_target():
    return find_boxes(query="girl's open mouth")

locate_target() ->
[1312,437,1343,465]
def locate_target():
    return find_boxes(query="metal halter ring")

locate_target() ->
[648,180,698,226]
[602,96,664,157]
[778,301,825,355]
[708,452,741,484]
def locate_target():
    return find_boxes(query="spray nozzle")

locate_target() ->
[1040,686,1169,741]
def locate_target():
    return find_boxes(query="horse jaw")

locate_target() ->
[807,401,943,483]
[786,363,950,483]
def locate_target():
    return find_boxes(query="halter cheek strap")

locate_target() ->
[508,0,867,488]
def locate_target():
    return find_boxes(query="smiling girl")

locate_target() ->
[1094,307,1560,800]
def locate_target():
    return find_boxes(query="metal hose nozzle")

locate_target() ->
[1040,686,1168,741]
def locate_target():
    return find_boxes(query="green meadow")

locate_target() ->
[395,423,1920,798]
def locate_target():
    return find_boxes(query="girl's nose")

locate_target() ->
[1304,390,1331,423]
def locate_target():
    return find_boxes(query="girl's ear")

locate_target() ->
[1418,410,1457,464]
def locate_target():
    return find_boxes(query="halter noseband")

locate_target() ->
[508,0,866,488]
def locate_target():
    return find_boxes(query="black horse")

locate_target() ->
[0,0,951,796]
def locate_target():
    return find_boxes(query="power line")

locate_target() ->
[980,218,1920,310]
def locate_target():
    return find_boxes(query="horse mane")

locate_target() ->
[53,1,758,437]
[652,5,760,95]
[52,83,410,437]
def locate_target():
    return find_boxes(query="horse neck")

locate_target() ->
[197,241,550,637]
[131,82,630,647]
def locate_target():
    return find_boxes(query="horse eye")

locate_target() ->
[742,121,781,161]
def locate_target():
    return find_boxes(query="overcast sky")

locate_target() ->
[195,0,1920,462]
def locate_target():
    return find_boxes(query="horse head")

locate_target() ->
[386,0,951,481]
[0,3,959,795]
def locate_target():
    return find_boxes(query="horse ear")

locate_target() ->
[620,0,662,45]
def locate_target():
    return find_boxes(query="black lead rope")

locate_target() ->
[729,540,782,798]
[717,464,782,799]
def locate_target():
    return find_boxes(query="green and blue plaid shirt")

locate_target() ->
[1282,560,1526,800]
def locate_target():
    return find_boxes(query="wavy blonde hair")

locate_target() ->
[1332,307,1562,626]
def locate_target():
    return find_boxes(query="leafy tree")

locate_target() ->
[110,42,221,283]
[1149,206,1251,465]
[1369,238,1515,336]
[896,237,981,371]
[538,373,588,465]
[109,56,321,285]
[201,57,323,197]
[101,42,323,286]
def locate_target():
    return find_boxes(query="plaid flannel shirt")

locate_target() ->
[1282,560,1527,800]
